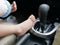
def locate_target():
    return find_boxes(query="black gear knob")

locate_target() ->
[38,4,50,32]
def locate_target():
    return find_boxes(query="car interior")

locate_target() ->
[5,0,60,45]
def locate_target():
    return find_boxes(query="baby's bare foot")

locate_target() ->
[11,1,17,12]
[28,15,36,23]
[16,15,36,36]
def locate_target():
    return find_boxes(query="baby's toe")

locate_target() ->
[28,15,36,23]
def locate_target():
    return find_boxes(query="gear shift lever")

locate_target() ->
[38,4,50,33]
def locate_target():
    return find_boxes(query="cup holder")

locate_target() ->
[30,19,59,38]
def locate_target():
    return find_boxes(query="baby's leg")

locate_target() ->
[0,15,36,45]
[0,19,16,45]
[16,15,36,36]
